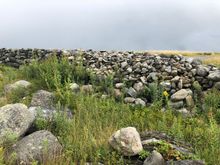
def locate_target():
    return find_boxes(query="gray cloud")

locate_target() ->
[0,0,220,51]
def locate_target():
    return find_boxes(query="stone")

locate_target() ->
[115,83,125,89]
[177,79,183,89]
[121,61,128,68]
[126,87,137,98]
[81,85,93,93]
[30,90,55,110]
[135,98,146,107]
[169,101,184,109]
[143,150,165,165]
[0,103,35,140]
[171,76,180,82]
[6,130,63,164]
[185,95,194,108]
[4,80,31,94]
[160,81,171,91]
[69,83,80,92]
[114,89,122,98]
[133,82,144,93]
[208,70,220,81]
[177,108,190,116]
[166,160,205,165]
[171,89,192,102]
[109,127,143,156]
[214,82,220,90]
[147,72,158,82]
[124,97,136,104]
[196,66,209,76]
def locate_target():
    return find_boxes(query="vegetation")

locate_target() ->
[0,55,220,164]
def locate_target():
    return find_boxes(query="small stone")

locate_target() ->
[121,61,128,68]
[114,89,122,98]
[115,83,124,89]
[133,82,144,93]
[124,97,135,103]
[69,83,80,92]
[169,101,184,109]
[160,81,171,91]
[126,87,137,98]
[143,150,165,165]
[185,95,194,108]
[178,79,183,89]
[81,85,93,93]
[135,98,146,107]
[214,82,220,90]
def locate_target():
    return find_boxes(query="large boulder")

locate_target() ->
[6,130,63,164]
[0,103,35,140]
[4,80,31,94]
[171,89,192,102]
[143,150,165,165]
[109,127,143,156]
[207,70,220,81]
[29,90,73,120]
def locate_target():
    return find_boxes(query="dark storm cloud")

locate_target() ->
[0,0,220,51]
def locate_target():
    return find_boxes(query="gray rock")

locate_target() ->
[143,150,165,165]
[208,70,220,81]
[214,82,220,90]
[69,83,80,92]
[124,97,136,104]
[30,90,55,110]
[147,72,158,82]
[121,61,128,68]
[178,79,183,89]
[115,83,125,89]
[6,130,63,164]
[166,160,205,165]
[160,81,171,91]
[169,101,184,109]
[171,89,192,102]
[0,103,35,140]
[196,66,209,76]
[114,89,122,98]
[171,76,180,82]
[4,80,31,94]
[185,95,194,108]
[135,98,146,107]
[133,82,144,93]
[109,127,143,156]
[126,87,137,98]
[81,85,94,93]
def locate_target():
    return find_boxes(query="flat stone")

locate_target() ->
[169,101,184,109]
[135,98,146,107]
[126,87,137,98]
[124,97,136,104]
[171,89,192,102]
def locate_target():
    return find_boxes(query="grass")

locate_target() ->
[0,55,220,164]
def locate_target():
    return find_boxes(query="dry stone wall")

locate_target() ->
[0,48,220,94]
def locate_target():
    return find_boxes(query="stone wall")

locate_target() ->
[0,48,220,94]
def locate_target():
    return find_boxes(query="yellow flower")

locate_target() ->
[163,91,169,97]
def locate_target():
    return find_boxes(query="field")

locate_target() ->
[0,54,220,165]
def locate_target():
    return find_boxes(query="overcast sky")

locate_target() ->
[0,0,220,51]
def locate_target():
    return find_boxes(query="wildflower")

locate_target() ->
[163,91,169,97]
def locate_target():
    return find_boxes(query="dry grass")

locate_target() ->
[203,55,220,66]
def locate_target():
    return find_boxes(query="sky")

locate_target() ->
[0,0,220,51]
